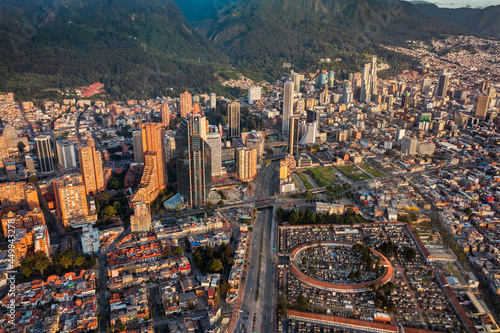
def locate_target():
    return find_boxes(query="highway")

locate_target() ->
[234,160,278,333]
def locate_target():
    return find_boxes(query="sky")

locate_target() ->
[425,0,500,8]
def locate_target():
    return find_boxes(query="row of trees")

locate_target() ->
[20,249,96,279]
[277,207,359,225]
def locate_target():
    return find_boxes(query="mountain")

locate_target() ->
[463,5,500,37]
[411,2,480,25]
[0,0,226,100]
[173,0,241,22]
[198,0,470,77]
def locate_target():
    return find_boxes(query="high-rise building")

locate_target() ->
[210,93,217,109]
[81,225,100,254]
[292,72,301,92]
[248,87,262,104]
[180,91,193,118]
[33,224,50,257]
[343,81,353,104]
[422,78,432,94]
[206,132,222,178]
[35,135,54,173]
[0,181,39,210]
[164,131,176,164]
[236,147,257,182]
[175,114,212,207]
[475,95,490,120]
[130,201,152,233]
[395,128,405,142]
[360,64,371,103]
[56,139,77,170]
[228,101,241,138]
[282,81,294,133]
[25,155,36,175]
[437,73,450,98]
[299,121,318,146]
[133,131,144,163]
[289,115,301,155]
[370,56,378,95]
[53,173,97,227]
[401,137,418,155]
[328,71,335,88]
[1,208,45,237]
[79,137,104,196]
[133,123,167,203]
[161,102,170,128]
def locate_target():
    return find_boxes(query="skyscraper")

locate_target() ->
[79,137,105,196]
[370,56,378,95]
[248,87,262,104]
[161,102,170,128]
[133,123,167,203]
[401,137,418,155]
[328,71,335,88]
[130,201,152,233]
[206,132,222,178]
[360,63,371,103]
[282,81,294,133]
[343,81,353,104]
[180,91,192,118]
[210,93,217,109]
[56,139,77,170]
[228,101,241,138]
[236,147,257,182]
[422,78,432,94]
[53,173,97,227]
[475,95,490,120]
[437,73,450,98]
[35,135,54,174]
[289,115,301,156]
[175,114,212,207]
[133,131,144,163]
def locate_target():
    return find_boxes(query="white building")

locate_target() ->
[282,81,294,133]
[248,87,262,104]
[55,139,77,169]
[206,132,222,177]
[401,137,418,155]
[81,225,100,254]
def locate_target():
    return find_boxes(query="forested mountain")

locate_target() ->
[411,2,480,25]
[463,5,500,37]
[198,0,470,78]
[0,0,226,100]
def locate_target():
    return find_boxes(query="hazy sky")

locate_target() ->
[427,0,500,8]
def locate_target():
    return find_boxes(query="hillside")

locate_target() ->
[463,5,500,37]
[0,0,226,100]
[411,2,480,25]
[199,0,470,77]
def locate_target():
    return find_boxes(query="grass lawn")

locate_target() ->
[355,214,369,224]
[336,165,371,182]
[298,173,314,190]
[308,167,340,187]
[358,163,386,178]
[325,183,352,198]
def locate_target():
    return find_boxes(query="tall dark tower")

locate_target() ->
[289,115,300,156]
[175,114,212,207]
[228,101,241,138]
[437,73,450,98]
[35,135,54,174]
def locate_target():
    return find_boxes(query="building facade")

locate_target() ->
[35,135,54,173]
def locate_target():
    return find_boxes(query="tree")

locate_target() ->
[17,141,26,153]
[208,259,223,273]
[220,281,231,295]
[22,265,32,278]
[295,295,309,311]
[28,175,37,184]
[74,255,85,267]
[115,319,126,332]
[33,252,51,275]
[173,246,184,255]
[464,207,473,216]
[102,205,117,216]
